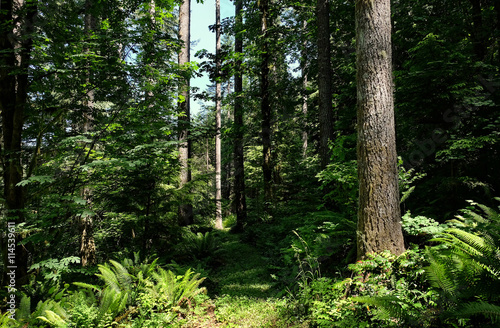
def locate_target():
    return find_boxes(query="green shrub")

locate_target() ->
[294,249,437,327]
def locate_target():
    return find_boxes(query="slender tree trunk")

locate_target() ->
[222,92,233,216]
[495,0,500,32]
[301,20,308,159]
[355,0,405,260]
[178,0,194,225]
[469,0,486,60]
[233,0,247,231]
[1,0,36,290]
[215,0,223,229]
[140,0,157,250]
[259,0,273,209]
[316,0,334,169]
[80,0,97,268]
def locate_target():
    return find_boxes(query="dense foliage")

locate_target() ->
[1,0,498,326]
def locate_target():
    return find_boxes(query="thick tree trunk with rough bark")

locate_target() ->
[316,0,334,168]
[355,0,405,260]
[178,0,194,225]
[215,0,223,229]
[233,0,247,231]
[0,0,35,290]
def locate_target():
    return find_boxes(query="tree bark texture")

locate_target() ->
[0,0,36,289]
[215,0,223,229]
[355,0,405,260]
[80,0,98,267]
[316,0,334,169]
[259,0,273,208]
[233,0,247,231]
[178,0,194,225]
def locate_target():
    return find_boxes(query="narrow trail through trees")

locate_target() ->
[181,233,305,328]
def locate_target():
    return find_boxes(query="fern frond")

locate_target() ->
[354,295,408,321]
[140,258,158,278]
[96,264,120,292]
[109,259,133,291]
[439,229,500,279]
[432,230,486,259]
[98,288,127,318]
[0,312,17,327]
[73,281,102,292]
[451,301,500,323]
[37,310,68,327]
[424,247,459,299]
[477,203,499,221]
[17,294,31,321]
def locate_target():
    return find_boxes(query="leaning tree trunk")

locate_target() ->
[233,0,247,231]
[316,0,334,169]
[355,0,405,260]
[178,0,194,225]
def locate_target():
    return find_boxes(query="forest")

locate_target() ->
[1,0,499,326]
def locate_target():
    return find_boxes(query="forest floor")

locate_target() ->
[178,232,308,328]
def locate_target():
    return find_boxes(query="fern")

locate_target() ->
[0,312,17,327]
[453,301,500,323]
[109,260,133,292]
[122,255,158,280]
[96,264,122,293]
[144,267,206,310]
[72,281,102,292]
[16,294,31,322]
[424,246,459,301]
[178,230,220,260]
[98,287,128,318]
[424,200,500,324]
[34,300,69,327]
[37,310,68,327]
[354,295,411,323]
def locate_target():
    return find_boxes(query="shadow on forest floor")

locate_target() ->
[179,232,308,328]
[211,233,277,298]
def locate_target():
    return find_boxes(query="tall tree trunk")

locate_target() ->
[141,0,157,251]
[495,0,500,33]
[355,0,405,260]
[301,20,308,159]
[178,0,194,225]
[259,0,273,209]
[233,0,247,231]
[469,0,486,60]
[0,0,35,290]
[80,0,97,268]
[316,0,334,169]
[215,0,223,229]
[222,97,233,215]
